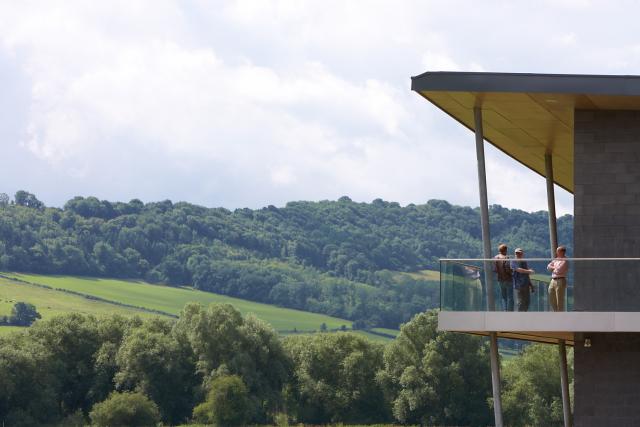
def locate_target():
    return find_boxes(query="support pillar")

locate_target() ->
[474,107,495,311]
[474,107,503,427]
[545,152,572,427]
[545,152,558,256]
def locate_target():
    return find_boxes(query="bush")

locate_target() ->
[89,391,160,427]
[192,375,251,426]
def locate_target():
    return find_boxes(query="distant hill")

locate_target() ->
[0,191,572,327]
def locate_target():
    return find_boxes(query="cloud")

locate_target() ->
[5,0,628,215]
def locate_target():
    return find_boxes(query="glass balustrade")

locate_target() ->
[440,258,584,312]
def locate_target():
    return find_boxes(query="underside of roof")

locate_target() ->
[411,72,640,193]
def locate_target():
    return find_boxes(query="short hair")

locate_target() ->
[498,244,507,252]
[557,246,567,252]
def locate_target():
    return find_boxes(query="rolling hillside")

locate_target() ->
[1,272,355,333]
[0,193,572,328]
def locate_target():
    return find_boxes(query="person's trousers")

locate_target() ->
[499,280,514,311]
[548,278,567,311]
[516,287,530,312]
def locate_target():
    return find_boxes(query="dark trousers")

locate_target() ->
[516,287,530,312]
[499,281,514,311]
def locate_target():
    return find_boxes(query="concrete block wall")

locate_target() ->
[574,110,640,311]
[574,333,640,426]
[574,110,640,426]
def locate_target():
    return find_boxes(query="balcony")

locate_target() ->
[438,258,640,345]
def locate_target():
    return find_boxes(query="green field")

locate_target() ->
[372,327,400,337]
[0,276,162,336]
[2,273,353,333]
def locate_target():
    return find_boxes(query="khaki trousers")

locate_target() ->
[548,278,567,311]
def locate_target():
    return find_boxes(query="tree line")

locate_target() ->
[0,191,573,328]
[0,304,569,426]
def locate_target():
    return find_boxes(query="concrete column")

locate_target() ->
[474,107,503,427]
[545,152,572,427]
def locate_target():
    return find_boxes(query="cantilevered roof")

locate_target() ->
[411,72,640,193]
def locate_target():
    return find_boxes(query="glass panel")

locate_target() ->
[440,258,579,312]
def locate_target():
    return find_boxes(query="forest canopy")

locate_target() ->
[0,191,572,328]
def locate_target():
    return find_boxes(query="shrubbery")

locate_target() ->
[89,392,160,427]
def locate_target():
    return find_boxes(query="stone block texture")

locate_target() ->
[574,110,640,311]
[574,110,640,427]
[575,333,640,426]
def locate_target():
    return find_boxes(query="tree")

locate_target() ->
[0,193,9,208]
[115,318,197,424]
[89,391,160,427]
[192,375,251,426]
[14,190,44,209]
[10,302,41,326]
[284,333,390,424]
[377,310,492,426]
[174,303,290,423]
[502,344,572,426]
[0,339,59,425]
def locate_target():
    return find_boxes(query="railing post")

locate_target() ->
[545,152,572,427]
[474,106,503,427]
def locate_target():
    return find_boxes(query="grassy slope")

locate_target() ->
[0,276,162,336]
[4,273,353,332]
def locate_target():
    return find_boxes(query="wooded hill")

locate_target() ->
[0,191,573,328]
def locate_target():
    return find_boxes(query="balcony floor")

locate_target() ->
[438,311,640,345]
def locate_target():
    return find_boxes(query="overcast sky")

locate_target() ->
[3,1,640,214]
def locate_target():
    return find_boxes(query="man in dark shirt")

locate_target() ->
[494,244,514,311]
[510,248,535,312]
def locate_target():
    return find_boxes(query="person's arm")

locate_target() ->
[555,259,569,276]
[547,260,555,271]
[515,262,534,274]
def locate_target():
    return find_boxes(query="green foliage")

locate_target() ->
[192,375,251,426]
[284,333,390,424]
[0,303,572,426]
[8,301,41,326]
[175,303,290,423]
[377,310,492,426]
[115,318,197,424]
[502,344,573,426]
[14,190,44,210]
[0,193,573,328]
[89,391,160,427]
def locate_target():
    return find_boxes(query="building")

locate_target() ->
[411,72,640,427]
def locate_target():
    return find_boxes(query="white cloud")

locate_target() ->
[10,0,640,215]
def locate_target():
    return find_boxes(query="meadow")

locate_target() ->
[1,272,364,334]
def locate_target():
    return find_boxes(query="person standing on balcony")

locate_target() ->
[510,248,535,312]
[494,244,514,311]
[547,246,569,311]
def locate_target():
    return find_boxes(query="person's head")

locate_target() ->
[498,244,507,255]
[515,248,524,258]
[557,246,567,257]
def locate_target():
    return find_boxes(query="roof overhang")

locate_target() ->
[411,72,640,193]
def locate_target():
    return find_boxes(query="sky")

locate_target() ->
[2,1,640,215]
